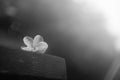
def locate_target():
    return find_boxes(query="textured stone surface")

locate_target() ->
[0,46,67,80]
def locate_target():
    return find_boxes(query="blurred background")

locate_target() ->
[0,0,120,80]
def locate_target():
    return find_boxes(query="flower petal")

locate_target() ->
[33,35,44,46]
[34,42,48,54]
[21,46,33,52]
[23,36,33,48]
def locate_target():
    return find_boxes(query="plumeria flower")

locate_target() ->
[21,35,48,54]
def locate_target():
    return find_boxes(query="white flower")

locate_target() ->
[21,35,48,54]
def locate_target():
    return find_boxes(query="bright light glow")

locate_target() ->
[73,0,120,51]
[71,1,120,80]
[72,1,120,79]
